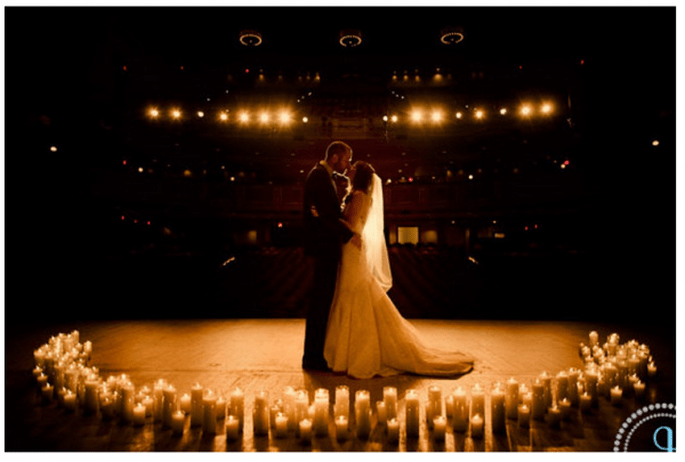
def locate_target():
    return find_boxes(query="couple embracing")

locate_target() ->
[302,141,474,379]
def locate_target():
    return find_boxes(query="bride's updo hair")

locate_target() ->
[352,161,375,194]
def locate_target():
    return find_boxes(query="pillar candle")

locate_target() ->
[216,395,226,420]
[230,388,245,432]
[471,383,485,420]
[567,368,580,407]
[585,368,599,407]
[548,403,561,429]
[555,371,569,403]
[425,398,435,429]
[335,415,348,441]
[299,418,312,443]
[122,382,135,423]
[471,413,484,439]
[491,385,506,434]
[383,386,398,420]
[284,387,297,432]
[180,393,191,414]
[589,331,599,347]
[518,404,530,428]
[405,389,420,438]
[610,386,623,406]
[433,415,446,441]
[226,415,240,441]
[531,379,545,421]
[428,385,442,418]
[202,391,217,434]
[100,394,115,420]
[84,379,100,414]
[36,373,48,392]
[133,403,147,426]
[445,395,454,419]
[164,385,178,429]
[580,392,592,414]
[153,380,165,423]
[559,398,572,421]
[63,389,77,412]
[335,385,350,419]
[41,383,54,404]
[313,388,329,437]
[452,386,469,432]
[633,380,646,400]
[355,390,371,439]
[253,391,269,436]
[270,402,282,430]
[540,371,552,408]
[172,410,185,435]
[376,401,387,426]
[141,395,153,417]
[294,390,308,436]
[275,413,289,438]
[648,361,657,379]
[505,377,519,420]
[387,418,399,444]
[190,382,204,427]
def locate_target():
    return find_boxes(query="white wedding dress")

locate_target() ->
[324,174,475,379]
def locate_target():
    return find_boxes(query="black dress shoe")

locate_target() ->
[302,359,330,371]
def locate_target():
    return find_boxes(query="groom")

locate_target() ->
[302,141,361,371]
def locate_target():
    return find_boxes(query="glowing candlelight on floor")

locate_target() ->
[253,391,269,436]
[452,386,469,432]
[376,401,387,426]
[471,413,484,439]
[172,410,185,435]
[548,403,561,429]
[633,380,646,400]
[275,413,289,438]
[518,404,530,428]
[433,415,446,441]
[133,402,146,426]
[203,390,217,434]
[505,378,519,420]
[405,389,420,438]
[299,418,312,443]
[383,386,398,420]
[610,386,623,406]
[180,393,191,414]
[491,384,506,434]
[230,388,244,432]
[335,385,349,419]
[532,379,545,421]
[648,361,657,378]
[313,388,329,437]
[163,385,178,428]
[335,415,348,441]
[191,383,204,427]
[355,390,371,439]
[387,418,399,443]
[41,382,54,404]
[226,415,240,441]
[559,398,572,421]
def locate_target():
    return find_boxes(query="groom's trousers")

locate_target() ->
[302,250,340,369]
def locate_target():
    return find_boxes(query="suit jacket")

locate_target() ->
[303,162,354,257]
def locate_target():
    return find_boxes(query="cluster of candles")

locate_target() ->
[31,330,659,445]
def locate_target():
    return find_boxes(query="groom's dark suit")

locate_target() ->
[302,161,354,369]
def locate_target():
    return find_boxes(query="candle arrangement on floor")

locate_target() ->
[30,329,661,450]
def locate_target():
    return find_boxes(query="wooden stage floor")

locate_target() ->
[5,318,676,452]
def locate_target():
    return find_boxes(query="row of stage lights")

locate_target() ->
[145,102,557,126]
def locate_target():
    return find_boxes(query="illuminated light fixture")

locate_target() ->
[520,105,532,116]
[339,29,362,48]
[440,26,465,45]
[138,167,144,173]
[197,111,205,118]
[302,116,309,123]
[383,115,389,123]
[171,109,182,119]
[219,112,229,122]
[541,103,553,114]
[149,108,160,118]
[259,112,270,124]
[50,146,58,152]
[410,110,423,123]
[455,111,463,119]
[391,115,399,123]
[652,140,660,147]
[238,112,249,123]
[431,110,443,123]
[500,108,508,115]
[239,29,263,47]
[475,109,485,120]
[279,111,292,124]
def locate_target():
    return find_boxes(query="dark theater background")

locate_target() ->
[3,5,677,454]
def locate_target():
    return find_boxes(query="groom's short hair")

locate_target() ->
[325,141,352,161]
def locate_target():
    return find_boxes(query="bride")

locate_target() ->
[323,161,475,379]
